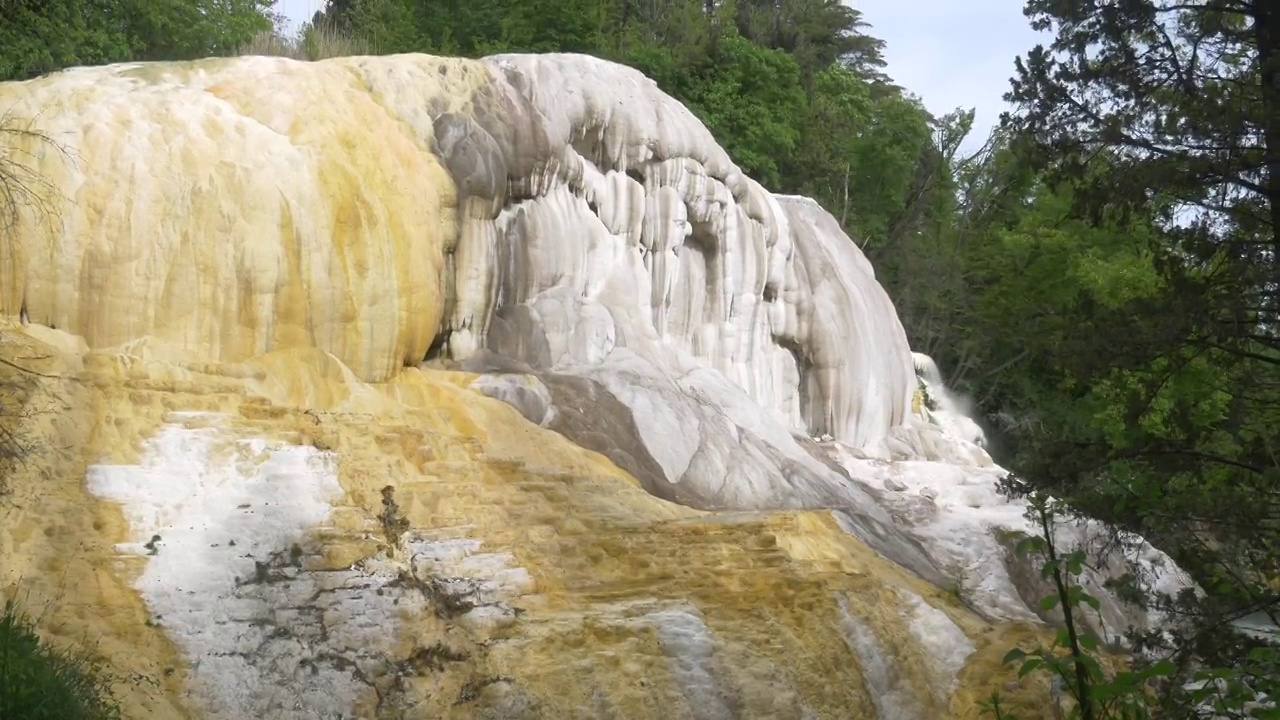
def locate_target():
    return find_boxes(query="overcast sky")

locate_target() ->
[274,0,1049,152]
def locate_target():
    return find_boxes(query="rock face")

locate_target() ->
[0,53,1188,719]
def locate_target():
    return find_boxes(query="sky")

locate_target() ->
[273,0,324,33]
[273,0,1050,153]
[850,0,1050,152]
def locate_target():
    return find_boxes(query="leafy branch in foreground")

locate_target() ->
[982,484,1280,720]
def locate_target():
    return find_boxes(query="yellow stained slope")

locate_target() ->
[0,55,489,382]
[0,324,1055,719]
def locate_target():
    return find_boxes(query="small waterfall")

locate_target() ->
[912,352,986,448]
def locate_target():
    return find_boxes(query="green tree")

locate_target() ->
[732,0,887,88]
[316,0,617,55]
[784,64,934,246]
[921,141,1280,647]
[1007,0,1279,280]
[982,0,1280,684]
[0,0,136,79]
[984,485,1280,720]
[313,0,918,196]
[0,0,277,81]
[134,0,279,60]
[626,33,807,186]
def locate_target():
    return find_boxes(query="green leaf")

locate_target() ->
[1078,653,1105,682]
[1002,648,1027,665]
[1017,658,1044,678]
[1065,550,1086,575]
[1015,536,1047,556]
[1247,646,1278,663]
[1039,594,1061,611]
[1110,670,1142,689]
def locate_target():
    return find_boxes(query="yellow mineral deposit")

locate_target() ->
[0,56,478,382]
[0,52,1090,720]
[0,325,1053,719]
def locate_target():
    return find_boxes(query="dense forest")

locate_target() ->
[1,0,1278,716]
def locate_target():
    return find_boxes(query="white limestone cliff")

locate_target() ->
[0,51,1193,718]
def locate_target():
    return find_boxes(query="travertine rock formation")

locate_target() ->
[0,53,1189,719]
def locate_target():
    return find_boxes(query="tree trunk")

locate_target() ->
[704,0,719,51]
[772,0,781,47]
[1256,2,1280,296]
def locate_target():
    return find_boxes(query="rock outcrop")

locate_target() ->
[0,52,1189,719]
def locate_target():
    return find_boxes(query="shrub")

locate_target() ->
[237,23,372,61]
[0,599,122,720]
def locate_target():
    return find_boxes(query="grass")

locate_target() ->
[0,598,121,720]
[237,23,374,61]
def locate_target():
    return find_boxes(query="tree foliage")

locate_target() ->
[0,0,277,80]
[312,0,943,248]
[993,0,1280,646]
[985,487,1280,720]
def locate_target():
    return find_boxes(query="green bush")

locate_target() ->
[0,599,121,720]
